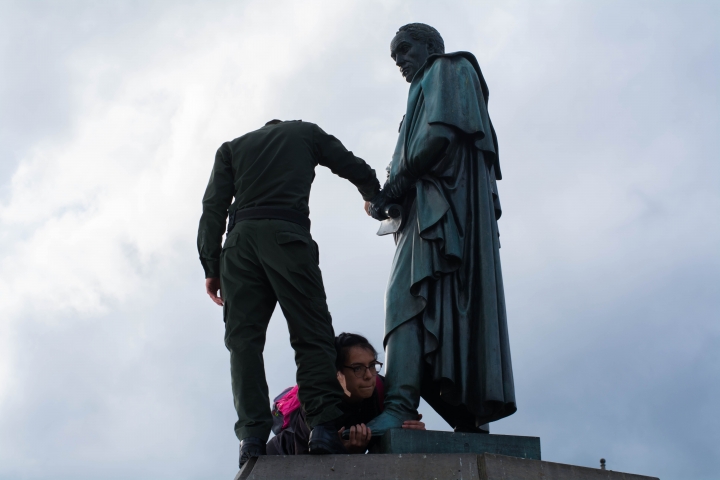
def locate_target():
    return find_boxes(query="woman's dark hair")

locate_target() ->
[335,332,377,371]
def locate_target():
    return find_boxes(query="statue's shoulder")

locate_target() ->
[425,52,479,77]
[420,54,480,94]
[422,51,491,103]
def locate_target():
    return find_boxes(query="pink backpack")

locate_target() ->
[271,377,385,434]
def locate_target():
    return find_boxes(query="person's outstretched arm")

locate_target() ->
[197,143,234,305]
[312,124,381,201]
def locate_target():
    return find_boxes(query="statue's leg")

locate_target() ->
[364,317,423,437]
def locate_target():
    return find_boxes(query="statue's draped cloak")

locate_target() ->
[385,52,516,423]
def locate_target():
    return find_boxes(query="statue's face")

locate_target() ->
[390,31,430,83]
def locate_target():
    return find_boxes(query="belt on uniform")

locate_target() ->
[227,207,311,233]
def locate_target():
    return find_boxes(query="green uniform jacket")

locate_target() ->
[198,120,381,278]
[385,52,516,424]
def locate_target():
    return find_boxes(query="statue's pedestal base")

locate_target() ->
[376,429,541,459]
[235,453,659,480]
[235,430,657,479]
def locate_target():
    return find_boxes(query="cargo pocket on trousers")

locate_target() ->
[222,234,239,250]
[275,231,314,264]
[277,233,319,264]
[275,231,309,246]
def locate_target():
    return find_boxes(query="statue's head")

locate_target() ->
[390,23,445,83]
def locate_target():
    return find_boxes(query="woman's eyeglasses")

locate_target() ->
[343,362,383,378]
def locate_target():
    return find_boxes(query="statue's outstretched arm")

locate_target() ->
[385,123,456,200]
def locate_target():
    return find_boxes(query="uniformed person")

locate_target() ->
[197,119,381,468]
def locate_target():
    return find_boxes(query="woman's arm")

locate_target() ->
[401,413,426,430]
[338,424,373,454]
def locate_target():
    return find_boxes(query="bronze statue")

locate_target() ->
[365,23,516,436]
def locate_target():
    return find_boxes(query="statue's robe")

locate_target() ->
[385,51,516,425]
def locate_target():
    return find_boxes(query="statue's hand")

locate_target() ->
[369,203,388,221]
[369,192,389,221]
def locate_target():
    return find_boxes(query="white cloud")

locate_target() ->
[0,0,363,417]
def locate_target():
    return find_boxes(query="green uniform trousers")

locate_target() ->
[220,219,344,441]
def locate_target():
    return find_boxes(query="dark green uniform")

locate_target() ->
[198,120,380,442]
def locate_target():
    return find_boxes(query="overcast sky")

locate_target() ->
[0,1,718,479]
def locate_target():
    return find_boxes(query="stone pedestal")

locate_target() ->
[377,429,541,459]
[235,453,659,480]
[234,430,657,479]
[478,454,658,479]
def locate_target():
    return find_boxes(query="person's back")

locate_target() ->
[225,120,372,215]
[199,120,379,278]
[228,121,317,214]
[197,119,381,470]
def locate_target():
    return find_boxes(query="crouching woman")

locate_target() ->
[267,333,425,454]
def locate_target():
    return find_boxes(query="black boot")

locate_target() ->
[239,437,266,468]
[308,422,347,454]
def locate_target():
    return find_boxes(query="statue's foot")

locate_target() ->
[454,425,489,434]
[359,411,414,438]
